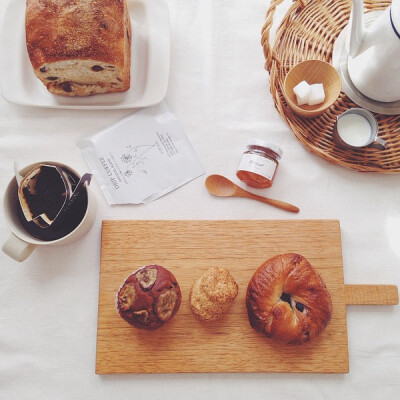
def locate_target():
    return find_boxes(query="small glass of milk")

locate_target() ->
[333,108,386,150]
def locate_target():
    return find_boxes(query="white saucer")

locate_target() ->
[332,11,400,115]
[0,0,170,110]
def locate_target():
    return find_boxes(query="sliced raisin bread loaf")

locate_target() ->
[25,0,131,96]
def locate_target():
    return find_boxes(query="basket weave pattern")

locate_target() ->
[262,0,400,173]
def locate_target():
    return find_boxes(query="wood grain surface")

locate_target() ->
[96,219,362,374]
[345,285,398,305]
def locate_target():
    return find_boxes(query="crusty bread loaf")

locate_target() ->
[246,254,332,345]
[25,0,131,96]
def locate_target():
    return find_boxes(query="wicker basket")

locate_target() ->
[262,0,400,173]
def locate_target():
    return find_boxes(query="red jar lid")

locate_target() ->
[247,139,283,159]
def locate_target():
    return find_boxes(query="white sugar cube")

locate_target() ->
[307,83,325,105]
[293,80,311,105]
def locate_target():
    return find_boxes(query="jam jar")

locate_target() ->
[236,140,282,189]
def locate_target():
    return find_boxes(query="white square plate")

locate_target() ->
[0,0,170,109]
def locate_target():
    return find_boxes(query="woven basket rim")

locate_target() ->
[262,0,400,174]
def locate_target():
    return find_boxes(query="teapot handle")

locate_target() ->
[262,0,308,72]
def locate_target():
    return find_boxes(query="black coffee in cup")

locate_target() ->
[17,166,88,241]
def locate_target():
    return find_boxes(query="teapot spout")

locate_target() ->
[349,0,366,57]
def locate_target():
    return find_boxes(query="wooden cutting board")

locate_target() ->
[96,220,398,374]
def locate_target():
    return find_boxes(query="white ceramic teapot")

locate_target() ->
[348,0,400,102]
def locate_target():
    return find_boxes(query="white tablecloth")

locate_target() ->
[1,1,399,399]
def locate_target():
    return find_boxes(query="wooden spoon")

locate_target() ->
[205,174,299,213]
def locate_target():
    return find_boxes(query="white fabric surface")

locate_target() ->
[0,0,399,399]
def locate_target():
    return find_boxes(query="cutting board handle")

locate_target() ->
[345,284,399,305]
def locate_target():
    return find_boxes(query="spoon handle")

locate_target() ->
[246,192,299,213]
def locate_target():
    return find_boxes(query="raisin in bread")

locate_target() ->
[25,0,131,96]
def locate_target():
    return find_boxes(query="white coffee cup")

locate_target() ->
[2,161,96,262]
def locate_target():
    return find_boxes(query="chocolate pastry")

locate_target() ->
[117,265,181,330]
[246,253,332,345]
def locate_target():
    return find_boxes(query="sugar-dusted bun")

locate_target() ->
[246,254,332,345]
[190,267,238,321]
[117,265,181,330]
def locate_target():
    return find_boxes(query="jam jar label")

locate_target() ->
[237,154,277,180]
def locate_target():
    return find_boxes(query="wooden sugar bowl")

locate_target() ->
[283,60,342,119]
